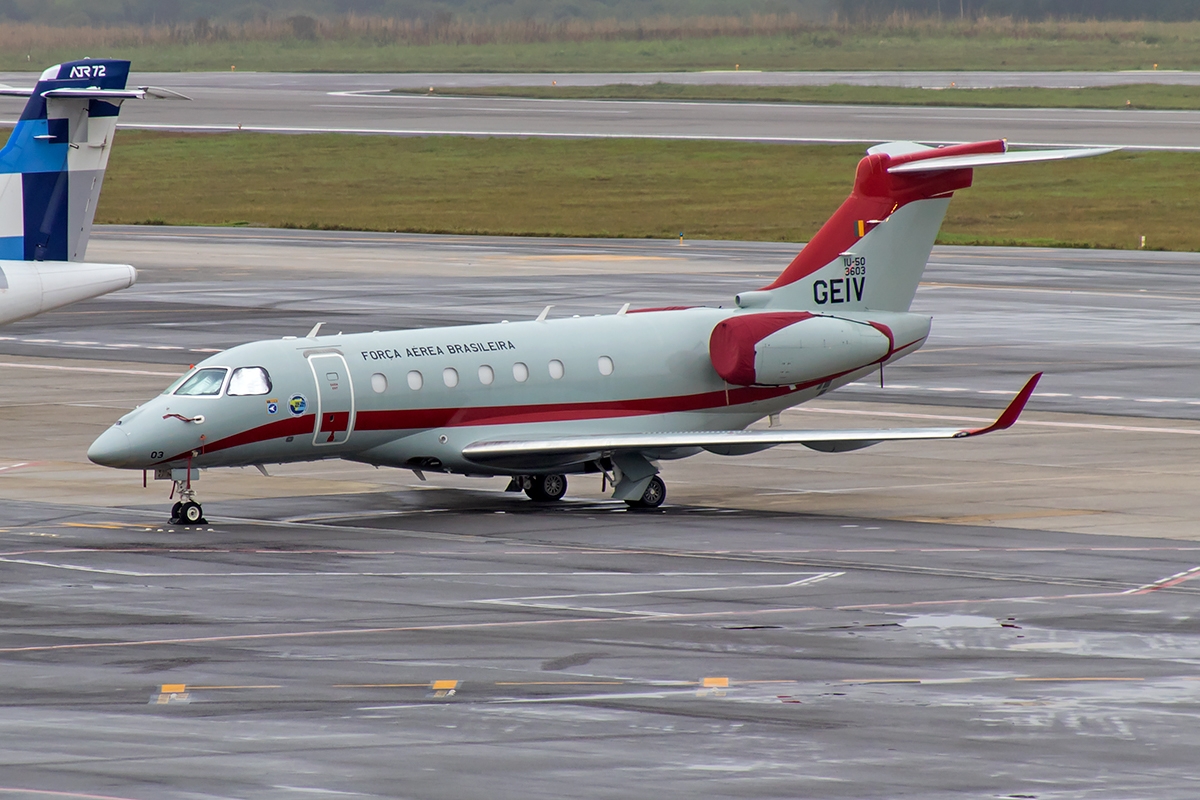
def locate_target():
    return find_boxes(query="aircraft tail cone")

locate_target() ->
[34,261,137,313]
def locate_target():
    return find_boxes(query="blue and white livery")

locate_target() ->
[0,59,183,325]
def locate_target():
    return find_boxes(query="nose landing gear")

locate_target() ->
[170,497,206,525]
[167,472,207,526]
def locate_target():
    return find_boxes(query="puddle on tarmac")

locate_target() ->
[900,614,1001,630]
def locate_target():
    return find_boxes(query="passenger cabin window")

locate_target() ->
[598,356,614,376]
[174,368,228,396]
[407,370,423,390]
[478,365,494,385]
[371,373,388,393]
[228,366,273,396]
[443,367,459,388]
[548,359,565,380]
[513,362,529,383]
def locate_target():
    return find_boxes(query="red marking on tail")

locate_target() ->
[764,140,1006,291]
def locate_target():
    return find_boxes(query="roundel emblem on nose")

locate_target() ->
[288,394,308,416]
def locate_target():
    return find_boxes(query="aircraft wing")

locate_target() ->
[461,374,1040,468]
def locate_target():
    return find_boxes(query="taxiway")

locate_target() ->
[2,230,1199,798]
[2,71,1197,148]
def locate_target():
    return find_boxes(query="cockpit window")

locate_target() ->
[161,371,192,395]
[174,368,228,396]
[228,366,272,396]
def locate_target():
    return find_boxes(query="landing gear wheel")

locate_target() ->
[525,474,568,502]
[179,501,206,525]
[170,502,183,523]
[625,475,666,509]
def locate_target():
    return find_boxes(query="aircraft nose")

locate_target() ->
[88,425,134,468]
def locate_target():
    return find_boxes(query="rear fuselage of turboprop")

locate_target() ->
[89,306,931,475]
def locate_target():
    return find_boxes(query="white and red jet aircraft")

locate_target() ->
[89,139,1113,524]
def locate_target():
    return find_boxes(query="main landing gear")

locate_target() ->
[506,470,666,508]
[624,474,666,509]
[507,474,569,502]
[524,474,568,502]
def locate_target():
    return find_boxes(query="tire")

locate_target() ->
[527,474,567,502]
[180,501,204,524]
[170,502,182,521]
[626,475,666,509]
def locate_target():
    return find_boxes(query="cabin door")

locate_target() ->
[308,353,355,446]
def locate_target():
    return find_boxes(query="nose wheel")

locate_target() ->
[169,480,207,525]
[171,500,206,525]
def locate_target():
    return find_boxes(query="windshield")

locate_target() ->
[228,366,272,396]
[161,370,193,395]
[174,368,228,396]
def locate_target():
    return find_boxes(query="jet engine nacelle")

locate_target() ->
[709,312,890,387]
[0,261,137,326]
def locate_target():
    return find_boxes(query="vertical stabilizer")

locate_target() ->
[736,140,998,314]
[734,140,1117,314]
[0,59,134,262]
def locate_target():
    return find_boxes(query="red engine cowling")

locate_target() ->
[709,312,890,387]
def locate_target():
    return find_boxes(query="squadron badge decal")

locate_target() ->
[288,394,307,416]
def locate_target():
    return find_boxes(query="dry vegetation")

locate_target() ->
[0,13,1187,47]
[0,14,1194,72]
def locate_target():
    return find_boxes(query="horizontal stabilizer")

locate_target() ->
[42,87,147,100]
[888,147,1119,173]
[139,86,193,100]
[866,141,934,157]
[0,85,190,101]
[461,374,1041,467]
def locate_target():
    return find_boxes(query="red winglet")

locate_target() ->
[958,373,1042,437]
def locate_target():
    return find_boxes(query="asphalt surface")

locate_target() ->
[12,226,1196,421]
[5,229,1200,797]
[3,494,1200,799]
[1,71,1197,149]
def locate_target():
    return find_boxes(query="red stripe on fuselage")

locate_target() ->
[175,342,922,463]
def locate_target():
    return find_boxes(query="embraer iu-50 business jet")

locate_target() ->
[89,139,1113,524]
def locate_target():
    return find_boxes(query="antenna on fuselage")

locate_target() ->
[536,305,553,322]
[617,303,630,316]
[306,322,324,339]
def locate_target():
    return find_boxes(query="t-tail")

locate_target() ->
[0,59,187,326]
[734,140,1118,314]
[0,58,142,262]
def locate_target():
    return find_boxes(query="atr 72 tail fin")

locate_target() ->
[734,140,1116,314]
[0,59,157,262]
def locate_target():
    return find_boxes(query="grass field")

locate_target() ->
[399,82,1200,111]
[2,16,1199,72]
[94,131,1194,251]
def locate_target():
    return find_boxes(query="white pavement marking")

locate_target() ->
[0,361,180,377]
[1125,565,1200,595]
[799,406,1200,435]
[843,383,1200,407]
[475,571,844,617]
[118,122,888,144]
